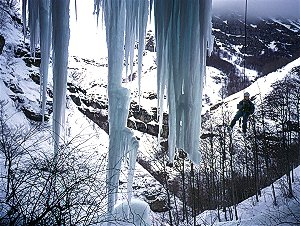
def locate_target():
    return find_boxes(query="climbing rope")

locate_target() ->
[243,0,248,91]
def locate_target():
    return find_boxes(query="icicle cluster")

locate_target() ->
[22,0,213,219]
[94,0,148,216]
[22,0,70,153]
[23,0,50,120]
[154,0,213,164]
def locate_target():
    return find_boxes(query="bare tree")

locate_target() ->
[0,100,111,225]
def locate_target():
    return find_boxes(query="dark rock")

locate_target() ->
[3,81,24,94]
[122,72,137,82]
[21,107,49,122]
[15,45,30,58]
[9,95,25,104]
[145,194,157,201]
[81,98,106,109]
[145,92,157,100]
[145,32,155,52]
[67,84,169,138]
[200,133,217,139]
[46,103,53,115]
[135,121,147,133]
[78,107,109,134]
[23,57,41,67]
[11,15,22,25]
[147,123,159,137]
[178,150,187,159]
[166,161,173,167]
[29,73,40,85]
[47,88,53,98]
[67,83,87,95]
[131,107,152,124]
[0,35,5,54]
[149,199,170,213]
[127,119,136,130]
[210,102,223,111]
[69,95,81,106]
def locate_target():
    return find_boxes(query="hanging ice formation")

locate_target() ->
[22,0,213,219]
[154,0,213,164]
[39,0,51,123]
[22,0,70,153]
[95,0,213,217]
[94,0,148,217]
[51,0,70,153]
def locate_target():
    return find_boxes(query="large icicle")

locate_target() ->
[22,0,27,38]
[95,0,148,218]
[137,0,149,101]
[51,0,70,154]
[38,0,51,122]
[154,0,213,164]
[28,0,40,58]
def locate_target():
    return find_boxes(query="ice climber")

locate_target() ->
[229,92,255,133]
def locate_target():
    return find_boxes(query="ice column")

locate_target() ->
[39,0,51,122]
[96,0,148,216]
[28,0,39,57]
[23,0,43,112]
[51,0,70,154]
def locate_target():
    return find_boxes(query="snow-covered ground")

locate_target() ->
[198,165,300,226]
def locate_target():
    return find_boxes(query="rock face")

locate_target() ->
[67,83,169,138]
[149,199,171,212]
[15,43,41,67]
[4,78,52,122]
[145,31,155,52]
[21,107,49,122]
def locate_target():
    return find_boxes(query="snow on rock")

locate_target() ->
[0,80,30,129]
[109,198,151,226]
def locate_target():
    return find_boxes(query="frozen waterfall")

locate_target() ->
[23,0,213,220]
[97,0,213,218]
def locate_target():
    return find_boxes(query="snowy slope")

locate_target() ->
[197,56,300,226]
[198,165,300,226]
[210,56,300,122]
